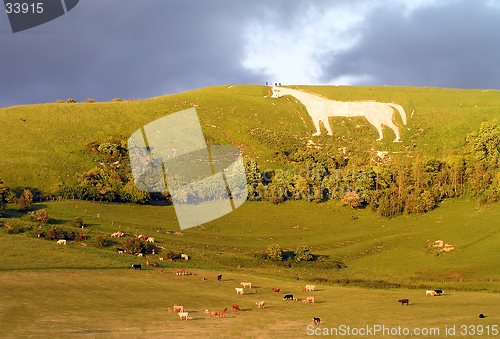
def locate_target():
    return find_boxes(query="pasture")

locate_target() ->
[0,269,498,338]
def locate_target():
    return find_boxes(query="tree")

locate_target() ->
[0,179,10,217]
[94,235,107,247]
[266,244,283,261]
[294,246,313,262]
[18,189,33,211]
[467,121,500,163]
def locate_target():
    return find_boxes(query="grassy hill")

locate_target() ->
[2,85,500,192]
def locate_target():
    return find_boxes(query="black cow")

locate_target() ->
[153,262,159,267]
[217,274,222,281]
[117,248,126,254]
[312,317,321,326]
[398,299,409,306]
[283,294,293,301]
[132,264,141,270]
[479,314,485,318]
[434,290,444,295]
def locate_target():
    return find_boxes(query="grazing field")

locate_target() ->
[1,197,500,292]
[0,269,498,339]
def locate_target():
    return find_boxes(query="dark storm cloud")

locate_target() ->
[319,2,500,89]
[0,1,283,107]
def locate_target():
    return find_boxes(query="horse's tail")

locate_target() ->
[389,104,407,125]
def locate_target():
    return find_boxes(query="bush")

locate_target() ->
[45,227,66,240]
[112,98,122,102]
[163,249,177,259]
[18,189,33,211]
[294,246,313,262]
[8,225,24,234]
[85,98,96,103]
[122,238,147,254]
[30,209,50,223]
[341,191,363,208]
[74,217,84,228]
[266,244,283,261]
[94,235,107,247]
[56,99,64,103]
[66,98,77,103]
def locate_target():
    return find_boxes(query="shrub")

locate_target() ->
[56,99,64,103]
[85,98,96,103]
[122,238,147,254]
[7,225,24,234]
[294,246,313,262]
[163,249,177,259]
[94,235,107,247]
[0,179,11,217]
[18,189,33,211]
[30,209,50,223]
[341,191,363,208]
[66,98,77,103]
[45,227,66,240]
[266,244,283,261]
[112,98,122,102]
[74,217,84,228]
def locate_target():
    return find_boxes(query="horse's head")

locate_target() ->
[270,86,281,98]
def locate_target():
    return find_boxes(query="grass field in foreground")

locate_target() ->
[0,269,498,339]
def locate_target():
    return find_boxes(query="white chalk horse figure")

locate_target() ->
[271,86,407,142]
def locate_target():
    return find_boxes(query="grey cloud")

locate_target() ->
[318,2,500,89]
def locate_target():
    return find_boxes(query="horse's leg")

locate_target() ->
[312,119,322,136]
[375,125,384,141]
[386,120,401,142]
[322,118,334,136]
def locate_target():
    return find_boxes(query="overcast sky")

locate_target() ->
[1,0,500,107]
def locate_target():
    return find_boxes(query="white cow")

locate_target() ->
[305,285,315,291]
[255,301,265,308]
[426,290,437,296]
[181,253,189,260]
[240,282,252,288]
[57,239,67,245]
[148,237,155,243]
[235,288,244,295]
[178,312,189,320]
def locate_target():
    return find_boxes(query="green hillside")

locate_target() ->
[1,85,500,192]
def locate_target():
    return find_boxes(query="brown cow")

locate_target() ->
[146,261,150,267]
[210,311,220,318]
[398,299,409,306]
[232,304,241,312]
[153,262,159,267]
[272,288,280,293]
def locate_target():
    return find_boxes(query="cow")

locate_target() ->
[293,297,298,301]
[305,297,315,303]
[132,264,141,270]
[204,309,209,314]
[78,234,87,240]
[202,277,206,282]
[313,317,321,326]
[181,253,189,260]
[178,312,189,320]
[159,269,163,274]
[235,288,244,295]
[56,239,66,245]
[255,301,265,308]
[426,290,437,296]
[146,261,150,267]
[398,299,409,306]
[176,270,185,276]
[148,237,155,243]
[305,285,315,291]
[117,248,126,254]
[159,257,164,261]
[37,233,44,238]
[217,274,222,281]
[302,288,307,292]
[272,288,280,293]
[479,313,485,318]
[168,307,172,312]
[240,282,252,288]
[173,305,184,312]
[220,313,228,318]
[434,290,444,295]
[137,253,143,257]
[283,294,293,301]
[153,262,159,267]
[223,308,227,313]
[210,311,220,318]
[232,304,241,312]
